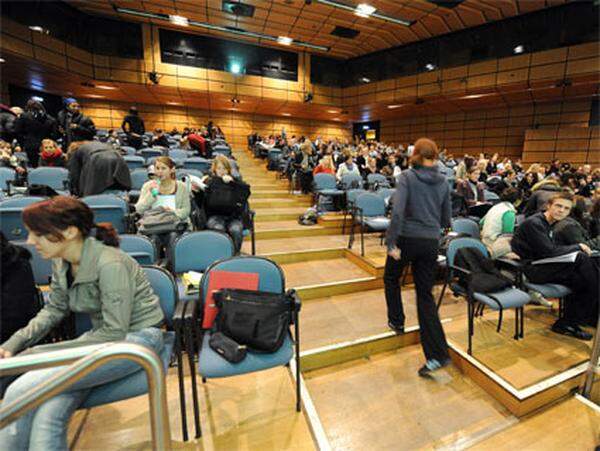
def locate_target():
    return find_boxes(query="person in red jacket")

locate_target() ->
[39,139,65,167]
[187,133,208,157]
[313,155,335,176]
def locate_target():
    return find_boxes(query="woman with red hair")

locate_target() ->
[0,196,164,449]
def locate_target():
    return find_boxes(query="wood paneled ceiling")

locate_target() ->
[4,52,597,123]
[70,0,569,59]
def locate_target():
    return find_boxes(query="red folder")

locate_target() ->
[202,270,259,328]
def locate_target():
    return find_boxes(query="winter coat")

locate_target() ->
[57,109,96,149]
[0,104,17,143]
[14,111,57,166]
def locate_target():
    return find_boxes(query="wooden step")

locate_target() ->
[250,197,312,208]
[248,224,340,240]
[253,206,311,222]
[252,190,308,200]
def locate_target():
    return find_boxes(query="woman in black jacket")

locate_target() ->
[14,100,56,167]
[384,138,452,377]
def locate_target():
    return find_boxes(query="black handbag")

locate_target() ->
[205,178,250,217]
[213,288,298,353]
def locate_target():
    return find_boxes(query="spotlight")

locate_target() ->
[355,3,376,18]
[31,96,44,102]
[148,71,161,84]
[277,36,293,46]
[513,45,524,54]
[425,63,436,71]
[229,61,244,75]
[359,77,371,83]
[169,15,189,26]
[231,97,241,104]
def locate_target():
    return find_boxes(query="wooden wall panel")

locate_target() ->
[79,100,352,150]
[380,99,592,161]
[522,126,598,165]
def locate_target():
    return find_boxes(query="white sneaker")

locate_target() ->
[529,290,553,307]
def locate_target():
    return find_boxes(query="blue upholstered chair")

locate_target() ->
[120,234,157,265]
[168,149,191,165]
[76,265,176,421]
[447,237,530,354]
[27,167,69,194]
[124,155,145,170]
[366,173,390,190]
[348,192,391,256]
[128,168,149,199]
[120,146,137,156]
[180,256,301,439]
[211,143,232,157]
[0,167,16,193]
[138,147,164,160]
[170,231,235,303]
[16,241,53,286]
[313,173,344,212]
[341,188,367,234]
[183,157,211,173]
[82,194,131,234]
[451,217,480,239]
[340,173,363,190]
[0,196,45,240]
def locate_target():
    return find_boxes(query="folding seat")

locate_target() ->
[0,196,45,240]
[366,173,390,190]
[170,231,235,303]
[124,155,145,171]
[342,188,367,234]
[128,168,150,200]
[177,256,301,439]
[138,147,164,160]
[340,173,363,190]
[82,194,132,234]
[348,192,390,256]
[446,237,530,354]
[168,149,191,166]
[313,173,344,212]
[27,167,70,194]
[119,234,157,265]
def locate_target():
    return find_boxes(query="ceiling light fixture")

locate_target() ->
[28,25,46,33]
[167,101,182,105]
[387,104,404,109]
[282,113,291,116]
[169,15,189,26]
[96,85,117,90]
[513,45,524,54]
[114,6,330,51]
[461,93,493,99]
[316,0,413,26]
[355,3,376,18]
[277,36,293,46]
[425,63,436,71]
[0,58,5,63]
[87,94,105,98]
[328,110,338,113]
[360,77,371,83]
[31,96,44,102]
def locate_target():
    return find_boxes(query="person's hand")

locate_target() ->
[223,175,233,183]
[0,348,13,359]
[15,166,25,174]
[388,247,401,261]
[70,123,78,129]
[579,243,592,255]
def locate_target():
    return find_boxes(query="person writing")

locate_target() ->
[384,138,452,377]
[0,196,164,449]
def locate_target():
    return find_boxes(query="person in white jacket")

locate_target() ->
[336,151,360,181]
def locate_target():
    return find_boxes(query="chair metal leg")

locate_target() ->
[174,322,188,441]
[360,223,365,256]
[295,315,301,413]
[202,377,206,384]
[496,308,503,333]
[520,307,524,338]
[468,300,473,355]
[183,325,202,438]
[514,308,519,340]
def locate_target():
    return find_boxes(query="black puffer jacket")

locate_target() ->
[14,110,57,167]
[0,233,41,343]
[0,104,17,142]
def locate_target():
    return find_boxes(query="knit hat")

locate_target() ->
[64,97,77,106]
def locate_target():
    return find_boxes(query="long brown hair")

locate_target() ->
[23,196,119,246]
[154,156,176,179]
[410,138,439,165]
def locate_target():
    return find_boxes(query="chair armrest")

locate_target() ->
[448,264,472,277]
[495,257,524,272]
[173,300,187,328]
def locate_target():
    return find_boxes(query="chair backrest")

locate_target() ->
[169,149,190,161]
[367,173,387,187]
[82,194,129,233]
[451,217,480,239]
[346,188,367,206]
[129,169,149,190]
[314,173,337,191]
[340,173,363,190]
[172,231,235,274]
[0,167,16,191]
[139,148,163,159]
[200,256,285,301]
[124,155,145,170]
[16,241,53,285]
[120,234,157,265]
[354,192,386,217]
[447,237,489,267]
[484,190,500,203]
[0,196,45,240]
[183,157,211,172]
[142,265,177,328]
[28,167,69,191]
[120,146,137,156]
[177,169,204,181]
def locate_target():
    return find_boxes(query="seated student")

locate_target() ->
[553,195,600,251]
[336,151,360,182]
[511,192,599,339]
[480,187,519,258]
[313,155,335,176]
[151,128,170,148]
[195,155,245,253]
[522,177,563,217]
[135,156,191,256]
[362,156,380,179]
[0,232,40,344]
[455,166,486,207]
[0,196,164,450]
[39,139,65,167]
[590,196,600,238]
[0,139,26,176]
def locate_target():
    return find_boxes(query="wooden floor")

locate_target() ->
[304,345,514,451]
[470,397,600,449]
[69,366,315,450]
[241,235,349,255]
[280,257,373,288]
[445,305,593,390]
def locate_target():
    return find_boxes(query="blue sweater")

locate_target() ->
[386,164,451,249]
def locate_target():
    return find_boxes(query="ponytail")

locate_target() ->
[93,222,120,247]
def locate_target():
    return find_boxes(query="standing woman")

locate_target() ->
[384,138,452,377]
[0,196,164,449]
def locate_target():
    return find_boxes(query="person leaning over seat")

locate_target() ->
[0,196,164,450]
[135,156,191,257]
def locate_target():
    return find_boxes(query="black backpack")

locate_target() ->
[204,177,250,217]
[454,247,513,293]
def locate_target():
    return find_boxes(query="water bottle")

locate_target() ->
[151,180,160,197]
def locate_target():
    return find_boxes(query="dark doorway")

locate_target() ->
[353,120,380,142]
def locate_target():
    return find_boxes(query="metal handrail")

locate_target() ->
[0,342,171,451]
[582,312,600,399]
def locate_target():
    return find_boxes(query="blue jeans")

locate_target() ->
[207,215,244,253]
[0,327,164,451]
